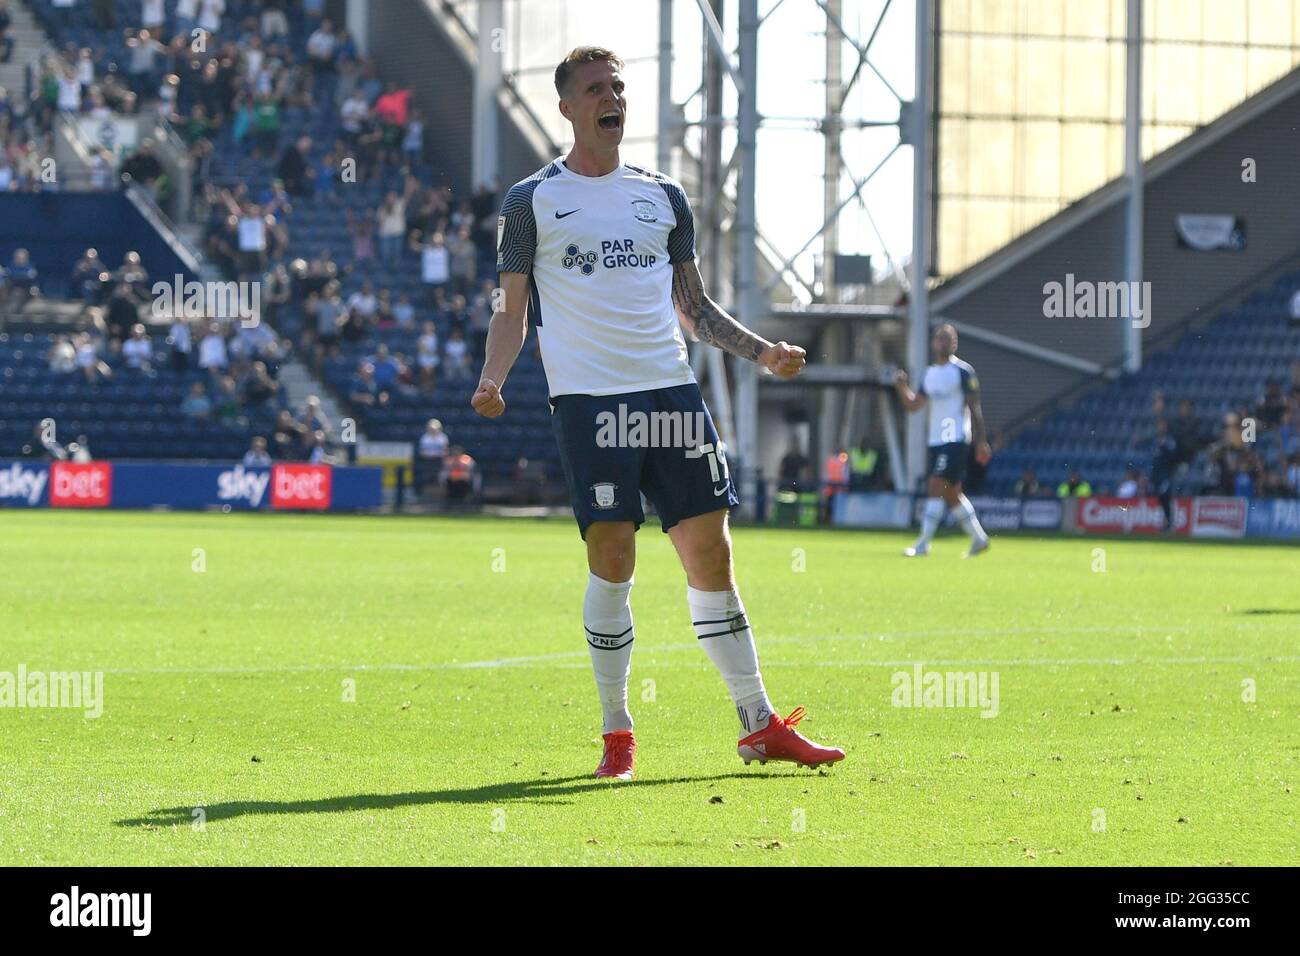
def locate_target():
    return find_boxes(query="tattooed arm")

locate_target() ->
[671,259,806,378]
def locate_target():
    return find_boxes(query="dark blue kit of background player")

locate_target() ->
[551,383,740,537]
[927,442,970,483]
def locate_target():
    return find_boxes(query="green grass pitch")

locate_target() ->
[1,510,1296,866]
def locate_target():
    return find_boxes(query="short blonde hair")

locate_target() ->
[554,47,624,97]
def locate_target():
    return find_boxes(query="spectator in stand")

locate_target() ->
[271,409,307,460]
[198,0,224,36]
[340,88,368,142]
[414,417,449,494]
[68,435,93,463]
[368,342,403,392]
[114,251,149,298]
[213,374,240,424]
[778,443,810,492]
[1115,467,1145,499]
[56,64,82,112]
[197,321,229,375]
[305,430,334,464]
[71,248,107,303]
[1256,380,1288,429]
[74,331,112,384]
[241,360,277,407]
[104,282,140,345]
[1056,469,1092,498]
[416,320,439,391]
[440,446,478,507]
[121,323,154,371]
[471,180,499,255]
[126,30,164,99]
[402,107,425,165]
[448,224,477,298]
[236,200,269,278]
[373,288,395,328]
[277,136,314,198]
[348,362,387,407]
[180,380,212,420]
[372,81,410,166]
[412,229,450,308]
[0,1,13,65]
[1013,468,1042,497]
[378,180,417,263]
[259,2,288,40]
[306,18,338,76]
[3,248,38,311]
[120,138,164,193]
[347,280,378,320]
[22,421,66,460]
[243,436,272,467]
[468,280,493,358]
[141,0,164,31]
[299,396,332,440]
[310,281,345,373]
[443,327,471,383]
[393,292,416,330]
[249,92,281,158]
[47,334,77,374]
[166,310,193,366]
[314,143,345,204]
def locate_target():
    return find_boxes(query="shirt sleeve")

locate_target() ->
[661,180,697,264]
[496,181,537,274]
[959,364,980,395]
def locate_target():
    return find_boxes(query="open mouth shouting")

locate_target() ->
[597,108,623,133]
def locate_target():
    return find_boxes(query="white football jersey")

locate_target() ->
[497,158,696,397]
[918,357,978,446]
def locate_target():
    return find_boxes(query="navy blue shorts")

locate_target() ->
[551,383,740,537]
[927,442,970,483]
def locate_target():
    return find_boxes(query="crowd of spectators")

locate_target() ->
[1012,368,1300,504]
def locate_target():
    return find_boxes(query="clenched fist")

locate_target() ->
[759,341,806,380]
[470,378,505,418]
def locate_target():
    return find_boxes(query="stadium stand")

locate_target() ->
[2,0,559,489]
[988,272,1300,498]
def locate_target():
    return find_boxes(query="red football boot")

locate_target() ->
[595,730,636,780]
[737,707,845,769]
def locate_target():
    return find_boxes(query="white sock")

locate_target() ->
[687,586,773,737]
[584,572,634,734]
[918,497,946,545]
[954,494,988,542]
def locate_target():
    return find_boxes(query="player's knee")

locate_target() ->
[689,533,733,587]
[586,524,635,581]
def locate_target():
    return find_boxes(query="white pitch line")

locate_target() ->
[89,621,1300,676]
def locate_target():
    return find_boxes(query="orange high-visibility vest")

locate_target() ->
[824,453,849,485]
[448,455,472,481]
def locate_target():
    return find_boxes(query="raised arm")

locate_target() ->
[469,270,529,418]
[670,259,805,378]
[894,369,927,412]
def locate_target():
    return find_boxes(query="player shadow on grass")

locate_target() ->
[113,771,786,828]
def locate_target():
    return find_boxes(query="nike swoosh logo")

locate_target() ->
[555,209,580,219]
[713,484,730,497]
